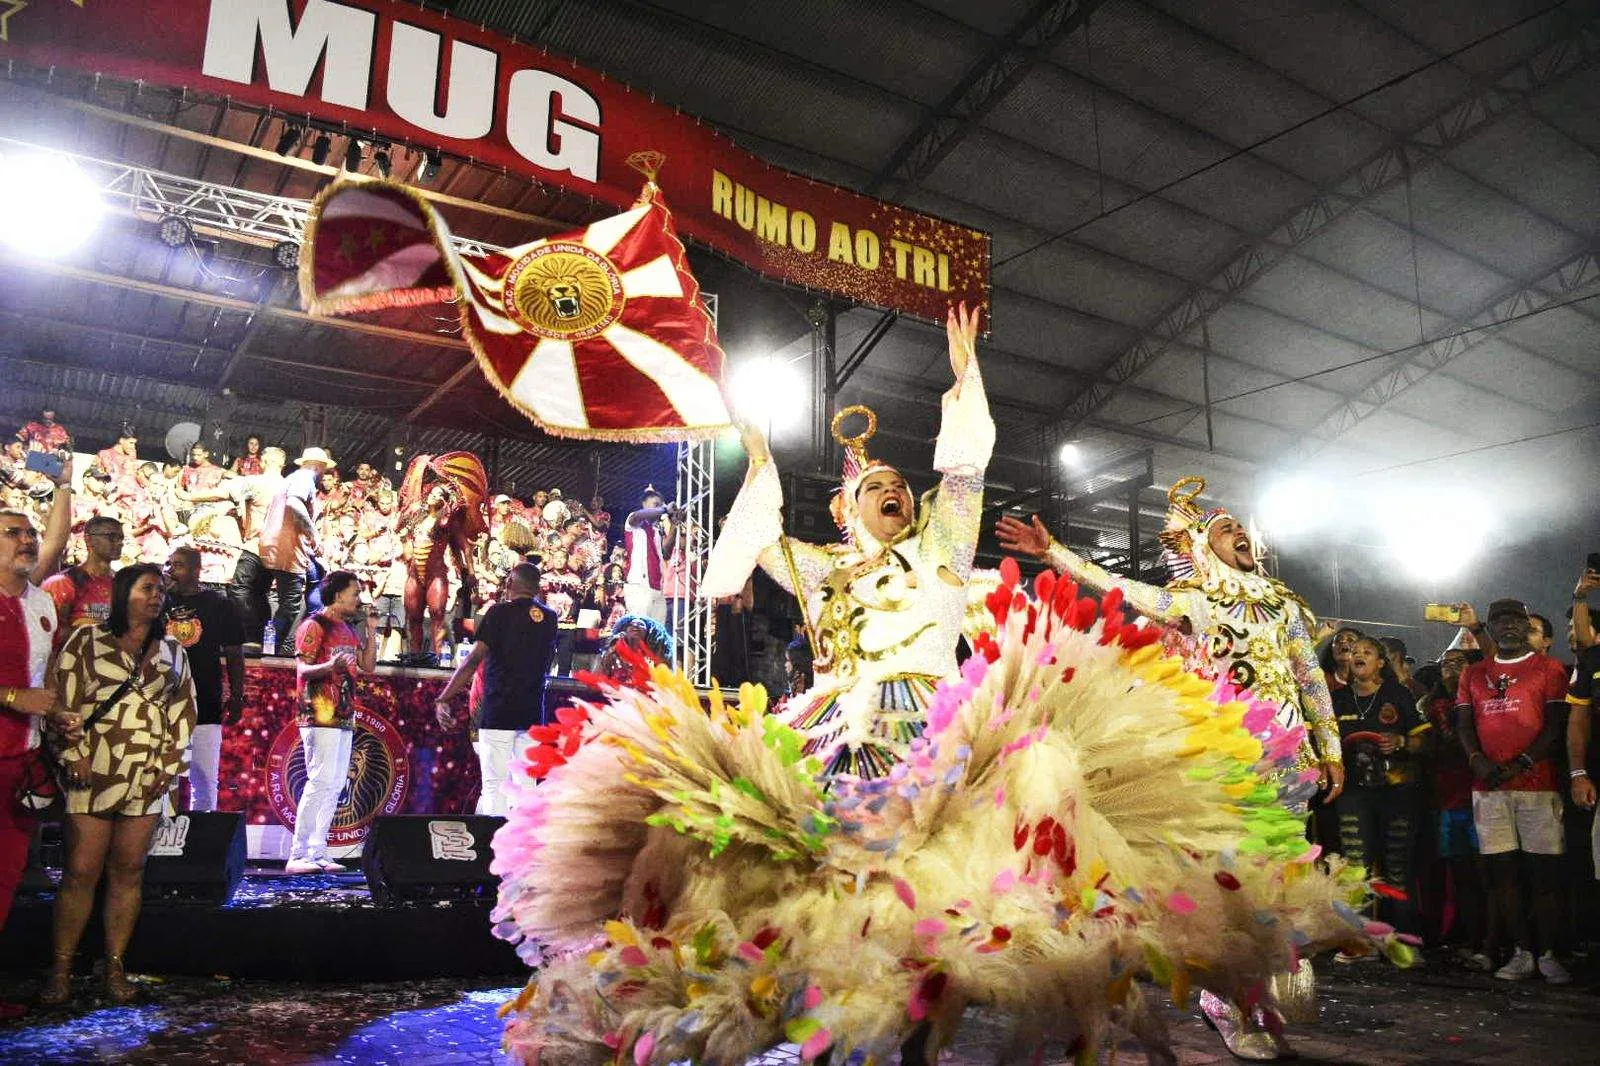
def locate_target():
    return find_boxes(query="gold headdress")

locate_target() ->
[1158,476,1236,582]
[828,405,901,550]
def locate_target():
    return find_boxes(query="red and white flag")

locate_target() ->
[301,180,732,441]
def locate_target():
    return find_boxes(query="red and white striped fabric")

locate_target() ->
[301,181,732,442]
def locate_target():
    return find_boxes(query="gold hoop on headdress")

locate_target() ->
[830,405,878,450]
[1167,475,1207,509]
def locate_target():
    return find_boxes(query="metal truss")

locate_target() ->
[869,0,1103,193]
[671,438,716,689]
[0,135,508,258]
[1292,248,1600,460]
[1050,13,1600,439]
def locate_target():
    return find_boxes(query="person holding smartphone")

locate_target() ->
[284,570,377,874]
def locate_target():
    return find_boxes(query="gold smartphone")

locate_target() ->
[1423,603,1462,624]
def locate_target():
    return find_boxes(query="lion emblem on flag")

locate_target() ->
[505,244,624,340]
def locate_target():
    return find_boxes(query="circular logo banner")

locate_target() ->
[502,242,625,341]
[267,704,411,848]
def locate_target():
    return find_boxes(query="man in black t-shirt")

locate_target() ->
[165,546,246,811]
[435,563,557,816]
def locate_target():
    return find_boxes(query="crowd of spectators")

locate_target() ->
[0,410,688,662]
[1313,573,1600,987]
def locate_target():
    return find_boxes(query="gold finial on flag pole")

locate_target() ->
[626,151,666,182]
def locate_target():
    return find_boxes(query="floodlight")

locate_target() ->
[311,133,332,167]
[0,151,105,258]
[373,147,392,179]
[1255,476,1332,539]
[417,148,443,183]
[1384,490,1486,581]
[729,357,806,433]
[1058,441,1084,468]
[272,240,300,270]
[274,125,301,155]
[156,215,193,248]
[344,139,363,172]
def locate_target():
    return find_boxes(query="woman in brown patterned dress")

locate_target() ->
[39,563,196,1004]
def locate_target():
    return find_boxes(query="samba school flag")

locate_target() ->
[300,174,732,441]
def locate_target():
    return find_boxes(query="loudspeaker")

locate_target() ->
[362,815,505,906]
[143,812,247,904]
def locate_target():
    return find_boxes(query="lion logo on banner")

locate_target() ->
[504,243,625,341]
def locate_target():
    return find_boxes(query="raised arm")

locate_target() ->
[30,459,73,585]
[995,513,1186,626]
[702,424,831,604]
[921,304,995,579]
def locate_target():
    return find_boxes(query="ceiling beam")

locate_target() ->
[406,359,482,423]
[868,0,1104,193]
[4,254,472,353]
[1292,247,1600,460]
[1045,12,1600,439]
[0,80,565,231]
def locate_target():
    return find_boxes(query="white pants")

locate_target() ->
[186,723,223,812]
[623,582,667,624]
[289,726,353,863]
[474,728,518,817]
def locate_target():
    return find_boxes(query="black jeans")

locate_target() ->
[1336,784,1422,933]
[230,550,305,651]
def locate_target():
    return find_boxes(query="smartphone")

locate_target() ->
[1587,551,1600,573]
[1424,603,1462,624]
[24,450,64,479]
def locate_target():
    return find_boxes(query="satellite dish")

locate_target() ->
[165,421,202,460]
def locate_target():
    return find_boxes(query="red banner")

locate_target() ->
[0,0,990,323]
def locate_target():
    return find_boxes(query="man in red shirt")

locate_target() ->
[16,408,71,453]
[286,570,377,874]
[179,442,227,495]
[0,462,74,1018]
[40,515,122,644]
[1457,598,1570,984]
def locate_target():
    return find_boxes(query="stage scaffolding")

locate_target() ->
[670,293,717,688]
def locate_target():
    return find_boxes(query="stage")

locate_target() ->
[0,862,523,981]
[219,658,600,861]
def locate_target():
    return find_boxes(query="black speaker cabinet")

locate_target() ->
[362,815,505,906]
[143,812,247,904]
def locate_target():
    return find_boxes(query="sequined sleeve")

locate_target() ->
[701,458,831,602]
[1041,540,1189,626]
[1286,607,1340,764]
[924,355,995,577]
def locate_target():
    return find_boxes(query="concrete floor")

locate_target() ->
[0,953,1597,1065]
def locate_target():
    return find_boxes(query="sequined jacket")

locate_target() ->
[704,358,994,716]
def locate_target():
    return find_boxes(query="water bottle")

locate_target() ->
[262,621,277,656]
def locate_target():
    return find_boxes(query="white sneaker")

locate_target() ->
[1537,952,1572,985]
[283,859,323,875]
[1494,947,1536,981]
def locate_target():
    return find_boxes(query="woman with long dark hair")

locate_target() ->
[1333,635,1429,938]
[39,563,196,1004]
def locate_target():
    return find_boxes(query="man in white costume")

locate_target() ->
[703,305,990,780]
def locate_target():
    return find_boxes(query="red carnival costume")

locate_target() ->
[397,452,488,655]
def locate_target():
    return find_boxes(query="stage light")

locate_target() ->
[274,125,301,155]
[1384,489,1486,582]
[373,146,392,179]
[417,148,442,183]
[1255,475,1332,539]
[157,214,193,248]
[729,356,805,434]
[1058,441,1084,468]
[0,151,105,258]
[272,240,300,270]
[311,133,332,167]
[344,139,363,172]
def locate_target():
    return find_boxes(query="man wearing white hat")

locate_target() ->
[258,447,334,651]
